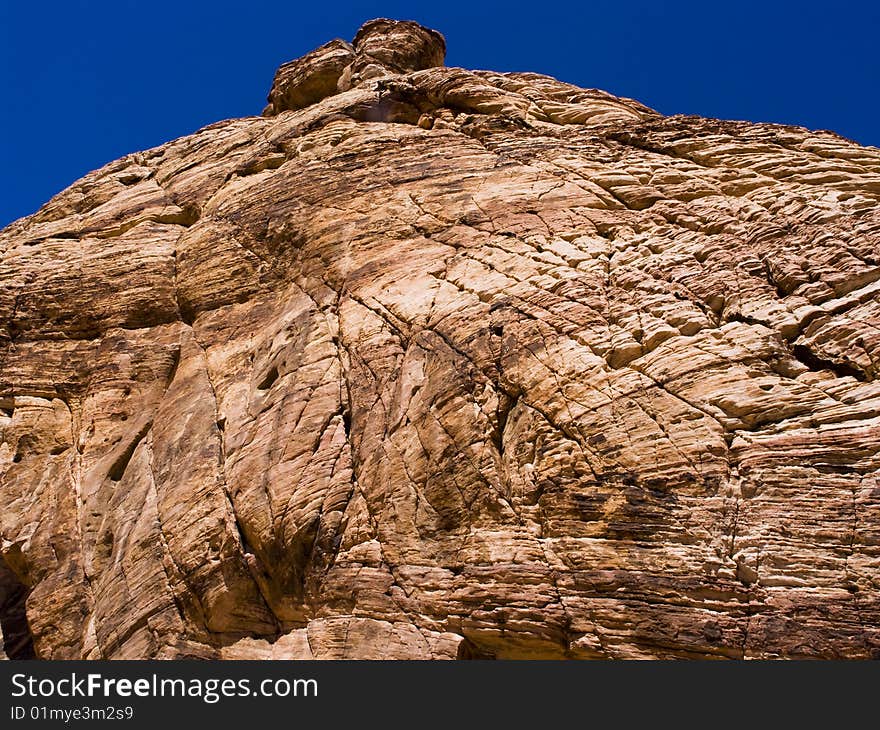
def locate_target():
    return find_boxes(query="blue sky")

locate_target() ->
[1,0,877,228]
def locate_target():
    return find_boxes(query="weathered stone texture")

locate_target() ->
[2,20,879,659]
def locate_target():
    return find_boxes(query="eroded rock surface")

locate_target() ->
[2,19,879,659]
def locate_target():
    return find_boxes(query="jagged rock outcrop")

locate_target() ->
[1,19,879,660]
[264,18,446,117]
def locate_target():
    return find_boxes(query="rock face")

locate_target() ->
[2,19,880,660]
[264,19,445,116]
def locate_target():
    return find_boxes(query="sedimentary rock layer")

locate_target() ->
[1,20,879,659]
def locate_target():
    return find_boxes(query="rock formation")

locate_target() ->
[1,19,879,660]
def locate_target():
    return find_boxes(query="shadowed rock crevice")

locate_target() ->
[0,559,35,660]
[791,344,868,382]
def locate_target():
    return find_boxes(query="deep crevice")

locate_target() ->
[108,420,153,482]
[0,560,36,659]
[493,391,516,457]
[165,347,182,388]
[456,637,496,660]
[257,366,279,391]
[791,344,866,381]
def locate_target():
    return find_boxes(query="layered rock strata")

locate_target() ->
[2,20,879,659]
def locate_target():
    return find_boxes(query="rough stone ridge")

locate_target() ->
[264,19,445,116]
[264,39,356,116]
[349,18,445,77]
[1,19,879,660]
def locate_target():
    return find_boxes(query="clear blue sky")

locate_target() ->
[1,0,877,229]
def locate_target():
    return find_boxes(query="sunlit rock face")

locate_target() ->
[1,19,879,660]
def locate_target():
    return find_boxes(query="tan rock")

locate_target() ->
[265,39,355,116]
[349,18,445,77]
[1,19,879,660]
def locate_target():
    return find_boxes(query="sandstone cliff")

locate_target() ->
[1,19,879,659]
